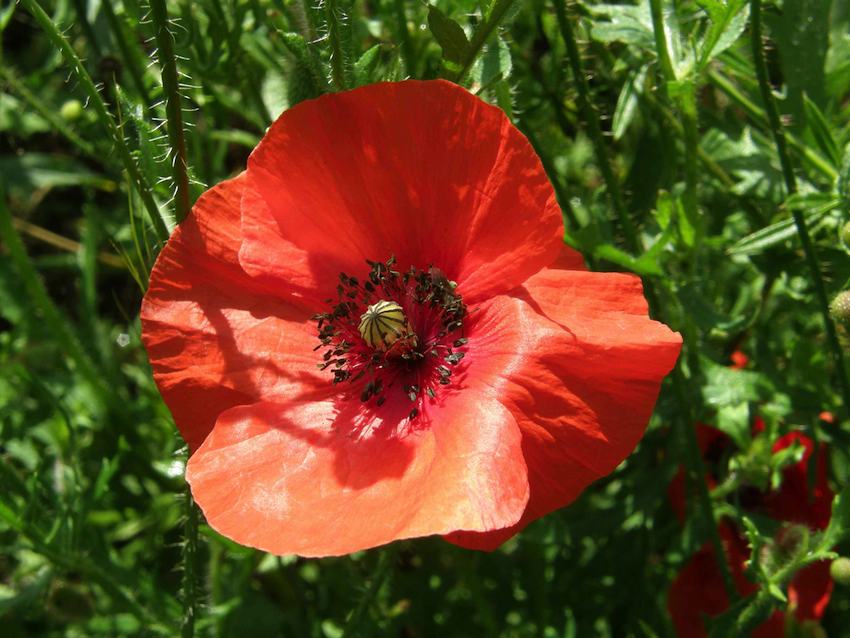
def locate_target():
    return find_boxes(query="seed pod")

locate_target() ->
[829,291,850,326]
[358,300,412,350]
[830,557,850,586]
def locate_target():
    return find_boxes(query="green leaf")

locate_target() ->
[354,44,382,87]
[472,36,512,88]
[592,244,663,276]
[696,0,748,69]
[612,65,648,141]
[728,194,840,256]
[821,485,850,548]
[428,5,470,65]
[0,154,115,192]
[280,32,328,105]
[588,2,655,51]
[715,402,750,448]
[701,357,774,406]
[802,93,840,167]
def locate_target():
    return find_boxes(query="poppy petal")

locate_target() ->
[141,173,323,451]
[186,394,529,557]
[447,269,682,549]
[238,79,563,304]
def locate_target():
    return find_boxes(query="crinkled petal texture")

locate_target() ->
[141,173,324,451]
[238,79,563,305]
[141,80,683,556]
[447,266,682,549]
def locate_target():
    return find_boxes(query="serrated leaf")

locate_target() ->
[428,5,469,65]
[354,44,382,87]
[821,485,850,548]
[696,0,748,69]
[701,357,774,406]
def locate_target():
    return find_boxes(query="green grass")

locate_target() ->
[1,0,850,636]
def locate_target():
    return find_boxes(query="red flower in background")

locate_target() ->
[667,422,834,637]
[141,80,681,557]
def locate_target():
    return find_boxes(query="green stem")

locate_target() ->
[70,0,102,59]
[0,192,111,406]
[181,481,199,638]
[342,547,395,636]
[708,70,837,181]
[102,0,151,106]
[639,88,735,189]
[20,0,170,242]
[324,0,350,90]
[150,0,192,223]
[453,0,519,83]
[749,0,850,420]
[648,0,701,245]
[554,1,636,252]
[392,0,416,76]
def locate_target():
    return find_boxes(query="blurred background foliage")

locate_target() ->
[1,0,850,636]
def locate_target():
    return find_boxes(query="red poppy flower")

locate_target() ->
[141,80,681,557]
[667,423,834,637]
[729,350,749,369]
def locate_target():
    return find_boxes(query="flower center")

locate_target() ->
[313,257,468,421]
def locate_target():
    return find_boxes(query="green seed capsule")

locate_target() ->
[830,291,850,326]
[831,557,850,585]
[359,300,412,350]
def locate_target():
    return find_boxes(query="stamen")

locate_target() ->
[313,257,468,417]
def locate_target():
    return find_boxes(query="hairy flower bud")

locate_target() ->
[829,291,850,325]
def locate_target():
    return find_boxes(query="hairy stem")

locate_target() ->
[20,0,170,241]
[749,0,850,420]
[150,0,192,223]
[453,0,519,83]
[554,1,636,251]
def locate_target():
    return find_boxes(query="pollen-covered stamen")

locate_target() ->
[312,256,468,420]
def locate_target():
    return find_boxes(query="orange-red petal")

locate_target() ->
[238,80,563,304]
[186,393,529,556]
[447,269,682,549]
[141,173,324,451]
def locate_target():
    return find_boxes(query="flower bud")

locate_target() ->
[830,291,850,326]
[60,99,83,122]
[830,556,850,585]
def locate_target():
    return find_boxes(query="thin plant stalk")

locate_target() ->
[150,0,192,223]
[648,0,700,244]
[102,0,151,107]
[20,0,170,242]
[181,480,199,638]
[707,70,837,181]
[342,547,395,636]
[453,0,519,83]
[324,0,350,90]
[553,1,636,251]
[749,0,850,419]
[392,0,416,76]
